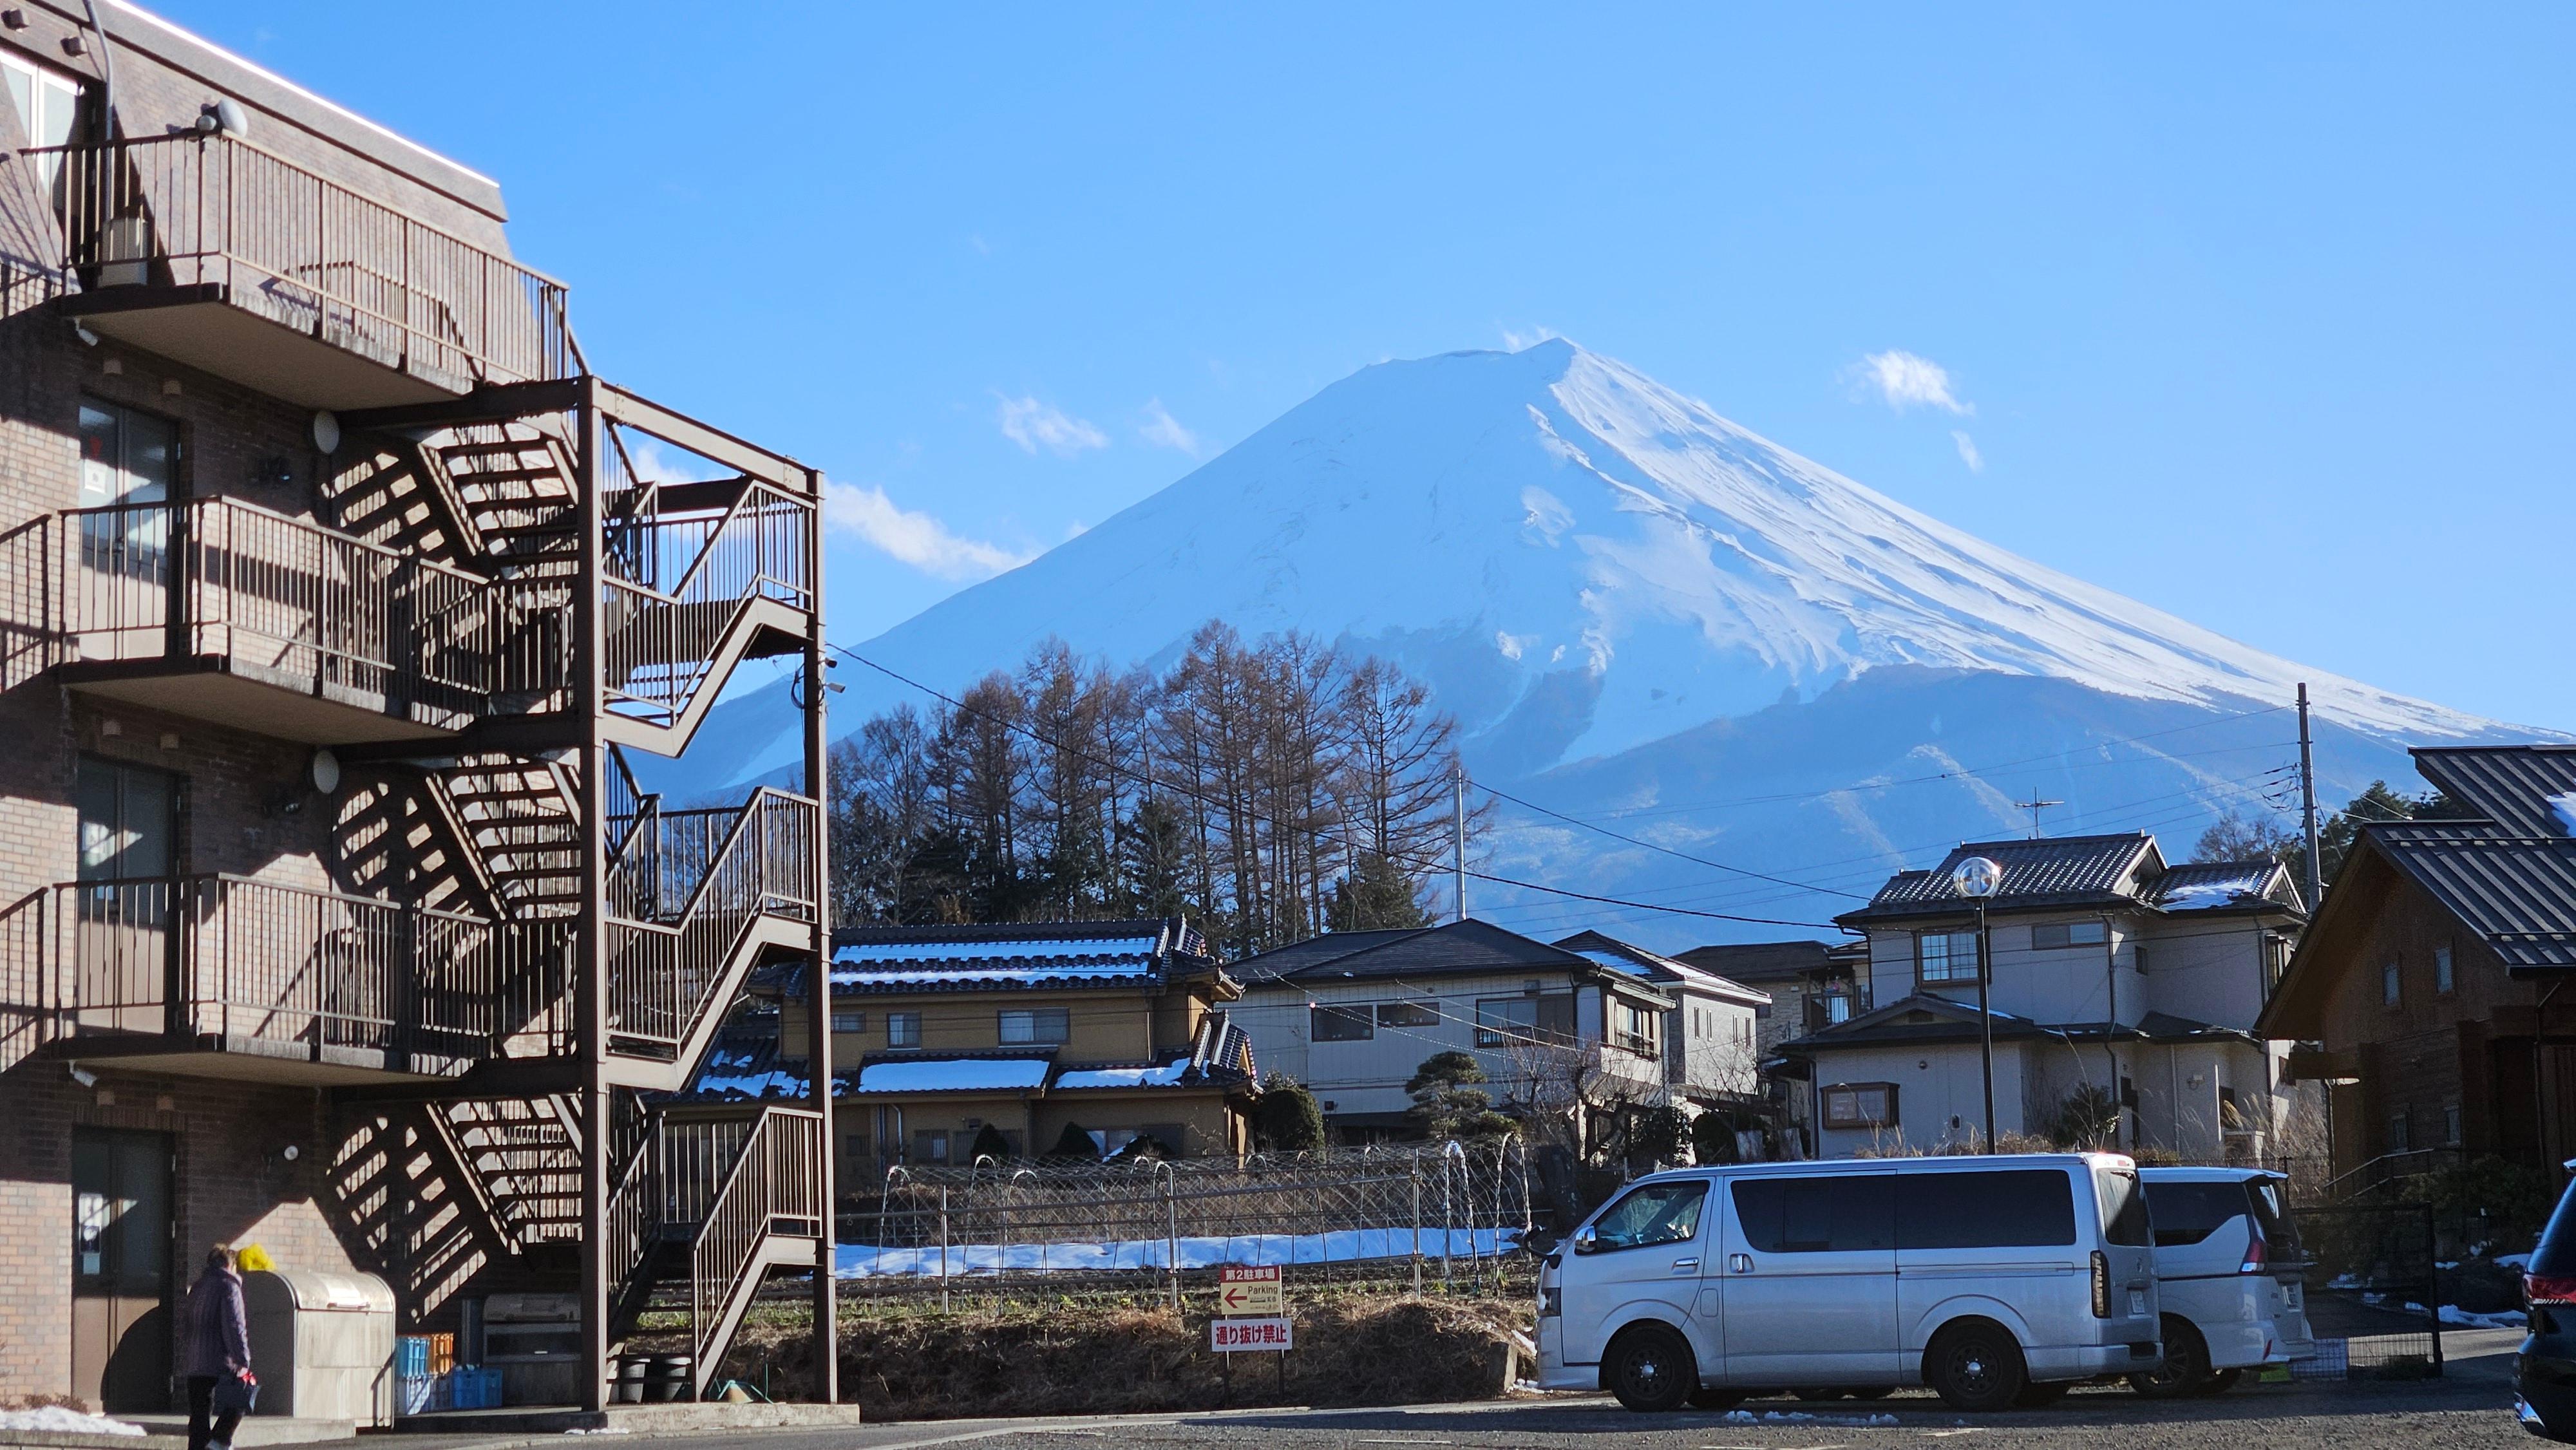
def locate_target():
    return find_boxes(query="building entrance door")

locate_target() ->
[74,757,180,1035]
[71,1127,175,1412]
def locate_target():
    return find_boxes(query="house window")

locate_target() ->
[1613,1001,1657,1057]
[2382,960,2401,1006]
[2031,921,2108,950]
[911,1129,950,1165]
[1375,1002,1439,1029]
[2386,1109,2410,1154]
[1824,993,1852,1024]
[1310,1004,1374,1042]
[1823,1082,1899,1129]
[999,1008,1070,1045]
[886,1012,922,1048]
[843,1133,871,1163]
[80,397,178,509]
[2435,945,2455,995]
[1,50,80,185]
[831,1011,864,1034]
[1475,993,1577,1048]
[1917,930,1982,984]
[2443,1104,2463,1148]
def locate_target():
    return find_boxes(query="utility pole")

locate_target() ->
[2297,683,2324,913]
[1452,764,1467,924]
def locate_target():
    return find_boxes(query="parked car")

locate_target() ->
[2132,1167,2316,1397]
[2515,1162,2576,1440]
[1536,1153,2162,1413]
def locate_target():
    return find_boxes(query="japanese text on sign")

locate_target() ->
[1218,1265,1284,1315]
[1211,1317,1293,1352]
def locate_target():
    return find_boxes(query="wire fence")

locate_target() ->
[2294,1201,2444,1380]
[823,1142,1538,1313]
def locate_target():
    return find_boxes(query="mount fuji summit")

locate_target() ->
[689,339,2538,945]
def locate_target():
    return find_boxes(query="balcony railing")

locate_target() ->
[607,788,818,1055]
[27,132,574,390]
[45,497,568,729]
[602,482,815,731]
[35,873,570,1072]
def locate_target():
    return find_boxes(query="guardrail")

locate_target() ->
[26,132,573,388]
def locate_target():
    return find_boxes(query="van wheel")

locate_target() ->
[2126,1317,2210,1399]
[1687,1388,1745,1410]
[1605,1324,1696,1413]
[1790,1388,1845,1401]
[1847,1387,1895,1400]
[1924,1319,2029,1413]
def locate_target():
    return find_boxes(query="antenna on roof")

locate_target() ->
[2018,791,2063,839]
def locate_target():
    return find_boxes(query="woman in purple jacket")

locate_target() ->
[180,1247,254,1450]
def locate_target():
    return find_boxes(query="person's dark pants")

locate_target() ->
[185,1375,241,1450]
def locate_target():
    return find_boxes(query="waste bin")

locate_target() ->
[242,1268,397,1426]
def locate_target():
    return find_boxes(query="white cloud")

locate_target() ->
[995,395,1109,457]
[1951,430,1984,473]
[1854,350,1973,415]
[823,481,1035,581]
[1501,324,1562,352]
[1137,399,1200,455]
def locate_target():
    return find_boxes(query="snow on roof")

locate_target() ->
[836,936,1162,965]
[850,1058,1053,1094]
[1054,1062,1195,1090]
[830,933,1168,991]
[1576,948,1654,977]
[2152,862,2280,912]
[688,1044,808,1101]
[2552,793,2576,838]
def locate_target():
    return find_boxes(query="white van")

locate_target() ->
[2132,1167,2315,1396]
[1537,1153,2163,1412]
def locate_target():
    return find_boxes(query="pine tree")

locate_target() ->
[1405,1051,1517,1141]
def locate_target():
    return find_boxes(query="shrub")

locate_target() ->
[1251,1075,1327,1152]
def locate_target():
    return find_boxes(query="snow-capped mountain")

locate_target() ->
[677,339,2541,946]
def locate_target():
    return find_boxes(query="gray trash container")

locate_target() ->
[242,1268,397,1426]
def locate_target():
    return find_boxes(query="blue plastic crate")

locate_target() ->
[395,1337,431,1378]
[397,1373,448,1415]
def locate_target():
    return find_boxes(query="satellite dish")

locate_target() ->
[1951,855,2003,899]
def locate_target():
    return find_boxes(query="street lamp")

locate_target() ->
[1951,855,2003,1154]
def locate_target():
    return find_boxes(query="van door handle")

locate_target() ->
[1728,1253,1753,1274]
[1671,1257,1700,1274]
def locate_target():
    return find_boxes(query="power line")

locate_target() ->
[1471,780,1871,901]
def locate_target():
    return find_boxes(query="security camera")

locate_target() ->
[70,321,99,347]
[68,1064,98,1089]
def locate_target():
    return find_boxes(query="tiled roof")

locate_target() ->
[1226,929,1418,984]
[1672,939,1837,983]
[1839,834,2159,924]
[1554,930,1772,1007]
[822,917,1216,994]
[674,1008,1258,1104]
[2152,860,2299,914]
[1236,918,1600,985]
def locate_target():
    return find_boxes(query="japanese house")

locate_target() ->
[0,3,832,1410]
[2259,744,2576,1182]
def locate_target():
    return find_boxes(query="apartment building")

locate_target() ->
[0,3,832,1411]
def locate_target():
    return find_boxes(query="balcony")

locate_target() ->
[28,133,573,409]
[23,495,567,743]
[21,873,571,1084]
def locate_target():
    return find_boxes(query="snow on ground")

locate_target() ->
[0,1408,144,1436]
[837,1227,1519,1278]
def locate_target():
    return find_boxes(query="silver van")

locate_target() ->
[2133,1167,2315,1396]
[1537,1153,2162,1412]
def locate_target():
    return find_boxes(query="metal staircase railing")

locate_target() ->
[605,788,817,1066]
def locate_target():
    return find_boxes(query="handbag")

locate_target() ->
[211,1374,259,1416]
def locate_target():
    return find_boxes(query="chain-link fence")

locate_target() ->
[2294,1201,2443,1379]
[828,1142,1537,1312]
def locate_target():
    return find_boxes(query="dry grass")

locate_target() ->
[635,1294,1531,1419]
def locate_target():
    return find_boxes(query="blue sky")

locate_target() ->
[163,1,2574,730]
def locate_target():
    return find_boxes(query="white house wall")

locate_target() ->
[1810,1040,2031,1158]
[2136,916,2272,1030]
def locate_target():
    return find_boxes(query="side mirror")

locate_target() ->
[1571,1225,1600,1256]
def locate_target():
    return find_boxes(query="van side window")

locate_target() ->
[1591,1180,1707,1252]
[1730,1174,1894,1253]
[2141,1181,2250,1247]
[1895,1170,2076,1249]
[2095,1165,2152,1247]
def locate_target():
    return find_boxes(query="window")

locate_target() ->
[1730,1174,1894,1254]
[1475,997,1533,1046]
[886,1012,922,1048]
[1897,1170,2076,1249]
[2143,1180,2253,1248]
[2382,960,2401,1006]
[842,1133,871,1164]
[2435,945,2455,995]
[1376,1002,1439,1029]
[2031,921,2108,950]
[2387,1109,2410,1154]
[1,50,80,186]
[831,1011,864,1035]
[1614,1001,1658,1055]
[77,399,178,582]
[2095,1165,2152,1247]
[77,757,177,885]
[1917,930,1982,984]
[2444,1104,2463,1149]
[1586,1180,1707,1252]
[72,1129,169,1296]
[1311,1004,1374,1042]
[1823,992,1853,1025]
[911,1129,951,1165]
[999,1008,1070,1045]
[1822,1082,1898,1129]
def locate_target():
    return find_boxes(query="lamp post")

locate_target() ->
[1951,856,2003,1154]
